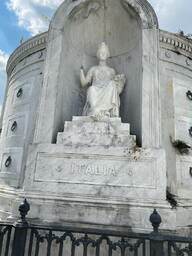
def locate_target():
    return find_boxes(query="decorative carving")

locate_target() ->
[16,88,23,98]
[186,58,192,66]
[7,32,47,76]
[121,0,140,16]
[29,228,145,256]
[11,121,17,132]
[121,0,158,28]
[5,156,12,168]
[80,42,126,121]
[69,0,101,20]
[160,31,192,57]
[186,90,192,100]
[170,241,192,255]
[18,199,30,226]
[165,51,171,58]
[38,51,43,59]
[149,209,162,233]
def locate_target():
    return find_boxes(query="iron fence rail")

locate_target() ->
[0,199,191,256]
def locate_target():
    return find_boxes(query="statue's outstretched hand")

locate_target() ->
[80,65,87,87]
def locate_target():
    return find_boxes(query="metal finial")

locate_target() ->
[149,209,162,233]
[18,199,30,226]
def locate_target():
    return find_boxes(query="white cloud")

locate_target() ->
[149,0,174,16]
[7,0,63,35]
[148,0,192,33]
[32,0,64,9]
[0,50,9,72]
[7,0,192,36]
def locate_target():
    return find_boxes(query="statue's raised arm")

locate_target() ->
[81,42,126,121]
[80,66,93,88]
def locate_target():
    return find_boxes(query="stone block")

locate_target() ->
[19,141,169,230]
[24,143,166,201]
[0,147,23,187]
[57,117,136,148]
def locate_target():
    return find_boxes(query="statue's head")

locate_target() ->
[97,42,110,61]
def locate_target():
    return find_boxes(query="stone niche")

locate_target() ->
[34,0,160,148]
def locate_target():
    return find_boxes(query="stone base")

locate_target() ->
[2,186,192,234]
[5,116,168,231]
[57,117,136,148]
[0,141,165,231]
[1,182,192,235]
[0,184,174,233]
[23,143,167,201]
[0,117,171,232]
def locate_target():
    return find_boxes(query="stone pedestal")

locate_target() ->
[57,116,136,148]
[9,116,171,232]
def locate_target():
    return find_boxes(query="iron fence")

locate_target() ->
[0,199,192,256]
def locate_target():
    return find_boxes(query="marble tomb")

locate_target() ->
[0,0,192,234]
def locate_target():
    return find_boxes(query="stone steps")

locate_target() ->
[57,116,136,148]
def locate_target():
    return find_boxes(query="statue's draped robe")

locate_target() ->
[83,66,124,119]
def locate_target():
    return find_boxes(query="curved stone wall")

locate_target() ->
[159,30,192,205]
[6,32,48,76]
[0,32,47,188]
[1,29,192,191]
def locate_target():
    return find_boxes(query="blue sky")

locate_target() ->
[0,0,30,106]
[0,0,191,112]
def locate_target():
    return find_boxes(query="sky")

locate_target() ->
[0,0,191,111]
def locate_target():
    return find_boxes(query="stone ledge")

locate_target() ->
[160,30,192,58]
[57,117,135,148]
[6,32,48,76]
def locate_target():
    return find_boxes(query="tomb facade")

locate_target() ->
[0,0,192,234]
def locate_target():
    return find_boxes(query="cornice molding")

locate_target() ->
[160,30,192,58]
[7,29,192,77]
[7,32,48,76]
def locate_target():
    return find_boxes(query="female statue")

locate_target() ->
[80,42,126,121]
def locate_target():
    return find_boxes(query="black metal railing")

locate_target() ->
[0,199,192,256]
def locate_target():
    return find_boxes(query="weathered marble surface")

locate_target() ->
[176,154,192,199]
[19,113,167,230]
[18,140,168,231]
[5,184,173,233]
[0,49,45,188]
[24,141,166,201]
[172,78,192,147]
[57,117,136,148]
[159,56,192,202]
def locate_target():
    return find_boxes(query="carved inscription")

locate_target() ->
[35,153,156,188]
[71,163,118,176]
[71,163,133,177]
